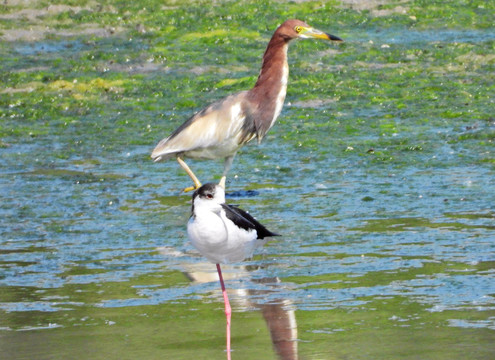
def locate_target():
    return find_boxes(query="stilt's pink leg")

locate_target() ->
[216,264,231,360]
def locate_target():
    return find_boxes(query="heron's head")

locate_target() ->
[278,19,343,42]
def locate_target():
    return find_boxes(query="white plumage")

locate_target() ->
[187,183,279,264]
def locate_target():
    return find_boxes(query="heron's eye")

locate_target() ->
[206,194,213,199]
[295,26,303,33]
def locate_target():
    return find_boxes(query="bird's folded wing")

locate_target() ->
[222,204,279,239]
[221,203,256,232]
[152,91,252,158]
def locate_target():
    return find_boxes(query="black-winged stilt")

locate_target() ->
[187,183,279,358]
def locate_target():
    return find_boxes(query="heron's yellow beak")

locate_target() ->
[300,26,343,42]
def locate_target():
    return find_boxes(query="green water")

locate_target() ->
[1,0,494,359]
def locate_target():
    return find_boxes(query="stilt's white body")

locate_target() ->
[187,185,262,264]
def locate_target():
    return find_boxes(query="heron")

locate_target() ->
[187,183,279,358]
[151,19,342,191]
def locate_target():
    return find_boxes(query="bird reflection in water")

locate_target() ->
[183,261,298,360]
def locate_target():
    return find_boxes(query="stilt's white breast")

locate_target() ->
[187,206,259,264]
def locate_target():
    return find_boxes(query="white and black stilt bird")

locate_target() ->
[187,183,279,359]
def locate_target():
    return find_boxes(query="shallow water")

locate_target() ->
[1,1,494,359]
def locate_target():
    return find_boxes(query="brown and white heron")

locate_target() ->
[151,19,342,191]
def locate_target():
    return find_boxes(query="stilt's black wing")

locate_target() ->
[221,204,280,239]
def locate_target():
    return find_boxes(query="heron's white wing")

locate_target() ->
[151,91,253,160]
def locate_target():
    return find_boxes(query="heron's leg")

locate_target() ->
[219,154,235,189]
[177,156,201,192]
[216,264,232,360]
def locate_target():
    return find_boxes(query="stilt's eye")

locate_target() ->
[206,193,213,199]
[295,26,303,33]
